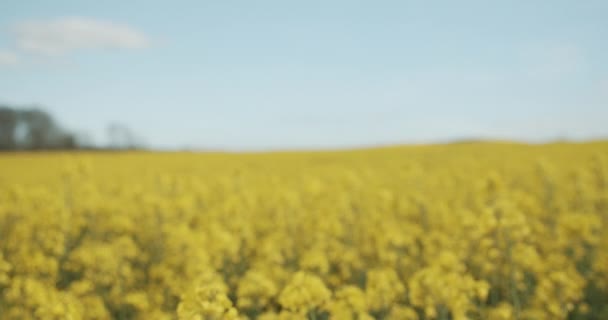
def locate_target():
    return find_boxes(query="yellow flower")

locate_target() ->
[278,272,331,313]
[366,268,405,312]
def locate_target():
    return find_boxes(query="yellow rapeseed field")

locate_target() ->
[0,142,607,320]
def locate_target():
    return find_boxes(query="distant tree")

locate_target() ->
[0,107,17,150]
[0,105,144,151]
[0,106,80,150]
[20,109,55,149]
[107,122,141,150]
[74,131,95,149]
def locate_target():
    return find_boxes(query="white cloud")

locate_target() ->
[12,17,150,56]
[0,50,19,66]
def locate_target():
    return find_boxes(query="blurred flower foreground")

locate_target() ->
[0,142,607,320]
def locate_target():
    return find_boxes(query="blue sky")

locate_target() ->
[1,1,607,150]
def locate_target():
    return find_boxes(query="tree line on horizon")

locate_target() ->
[0,105,142,151]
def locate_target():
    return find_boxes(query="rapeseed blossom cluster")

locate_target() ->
[0,142,607,319]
